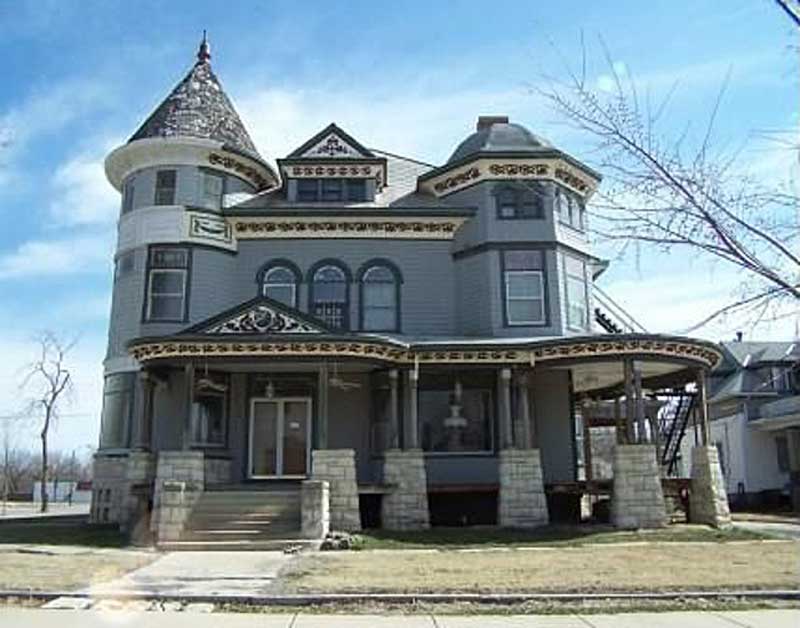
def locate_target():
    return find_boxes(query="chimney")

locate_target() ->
[735,331,743,342]
[476,115,508,131]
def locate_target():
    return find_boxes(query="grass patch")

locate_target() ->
[0,518,126,548]
[0,549,154,592]
[284,540,800,594]
[351,524,770,550]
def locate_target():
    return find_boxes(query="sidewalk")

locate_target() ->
[0,503,89,520]
[1,608,798,627]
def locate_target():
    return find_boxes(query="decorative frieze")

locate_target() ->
[231,217,464,240]
[130,336,722,369]
[208,152,271,190]
[421,157,598,199]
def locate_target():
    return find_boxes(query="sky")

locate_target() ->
[0,0,797,457]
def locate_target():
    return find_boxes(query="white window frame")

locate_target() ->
[146,268,187,321]
[564,256,589,331]
[262,266,297,307]
[312,265,348,328]
[361,265,398,331]
[505,270,545,325]
[202,171,225,209]
[154,169,177,206]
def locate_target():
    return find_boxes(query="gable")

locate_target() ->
[287,123,375,159]
[184,297,330,336]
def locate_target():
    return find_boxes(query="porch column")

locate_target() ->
[582,399,593,482]
[500,368,513,449]
[317,363,329,449]
[515,372,532,449]
[405,368,419,449]
[614,397,625,444]
[132,371,155,450]
[697,368,710,446]
[623,359,636,443]
[388,369,400,449]
[633,363,646,443]
[182,363,194,451]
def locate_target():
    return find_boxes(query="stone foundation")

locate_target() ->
[151,451,205,543]
[90,454,129,524]
[381,449,430,530]
[121,451,156,541]
[611,444,666,529]
[689,445,731,528]
[311,449,361,531]
[497,448,549,528]
[203,457,232,486]
[301,479,330,539]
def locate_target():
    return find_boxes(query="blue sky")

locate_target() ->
[0,1,797,455]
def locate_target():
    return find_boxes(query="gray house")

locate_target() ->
[92,39,730,547]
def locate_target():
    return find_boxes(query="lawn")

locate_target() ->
[0,517,155,591]
[283,526,800,594]
[348,524,770,550]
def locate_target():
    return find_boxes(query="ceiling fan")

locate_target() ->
[328,363,361,391]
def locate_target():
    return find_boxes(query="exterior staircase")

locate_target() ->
[160,485,317,551]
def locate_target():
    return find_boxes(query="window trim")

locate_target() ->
[504,270,546,326]
[142,246,191,323]
[500,251,549,328]
[121,180,135,214]
[564,254,590,332]
[308,259,352,330]
[256,259,302,307]
[555,186,586,232]
[154,169,177,206]
[201,170,226,210]
[357,259,403,332]
[493,183,545,220]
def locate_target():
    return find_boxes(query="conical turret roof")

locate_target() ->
[129,36,260,160]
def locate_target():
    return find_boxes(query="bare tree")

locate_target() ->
[537,42,799,332]
[21,333,75,512]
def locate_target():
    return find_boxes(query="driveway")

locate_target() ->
[85,550,294,596]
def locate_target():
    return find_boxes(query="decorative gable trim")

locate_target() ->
[184,297,331,336]
[287,123,375,159]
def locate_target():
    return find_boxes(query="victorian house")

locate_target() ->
[92,38,730,547]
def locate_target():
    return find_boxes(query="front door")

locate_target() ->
[249,397,311,478]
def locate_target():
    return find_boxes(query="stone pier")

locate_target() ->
[301,479,330,539]
[382,449,430,530]
[689,445,731,528]
[611,444,666,529]
[497,448,549,528]
[121,451,156,543]
[151,451,205,544]
[311,449,361,531]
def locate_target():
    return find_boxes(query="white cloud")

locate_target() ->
[0,234,112,280]
[49,145,120,225]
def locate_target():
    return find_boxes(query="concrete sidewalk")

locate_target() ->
[1,608,798,627]
[85,550,293,596]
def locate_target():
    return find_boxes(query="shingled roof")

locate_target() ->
[128,36,261,160]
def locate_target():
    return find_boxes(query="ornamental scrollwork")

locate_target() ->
[489,163,549,177]
[554,167,589,193]
[433,167,481,193]
[232,220,461,239]
[204,306,322,335]
[208,153,269,189]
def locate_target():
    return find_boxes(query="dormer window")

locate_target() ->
[494,183,544,219]
[154,169,177,206]
[295,178,370,203]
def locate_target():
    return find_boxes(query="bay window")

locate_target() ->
[503,250,547,326]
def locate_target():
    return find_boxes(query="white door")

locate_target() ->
[249,397,312,478]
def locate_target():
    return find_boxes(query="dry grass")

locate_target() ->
[284,541,800,594]
[0,549,155,592]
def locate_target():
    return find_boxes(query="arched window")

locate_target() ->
[310,263,349,329]
[359,261,401,332]
[262,266,297,307]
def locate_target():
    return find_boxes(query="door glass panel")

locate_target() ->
[251,401,278,476]
[282,401,309,475]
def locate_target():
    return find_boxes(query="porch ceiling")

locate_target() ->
[562,360,693,395]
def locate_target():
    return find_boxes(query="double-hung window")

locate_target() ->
[145,247,189,321]
[202,172,225,209]
[154,170,177,205]
[564,254,589,330]
[121,181,135,214]
[295,178,370,202]
[361,265,399,331]
[503,251,546,326]
[556,187,585,231]
[99,373,134,449]
[311,265,348,329]
[495,184,544,219]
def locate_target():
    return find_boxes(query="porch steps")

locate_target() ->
[171,486,308,551]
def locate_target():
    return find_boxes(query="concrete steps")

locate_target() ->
[171,486,305,551]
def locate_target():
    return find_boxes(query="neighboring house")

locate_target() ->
[91,38,725,544]
[707,340,800,509]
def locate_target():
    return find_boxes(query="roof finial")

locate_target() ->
[197,30,211,64]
